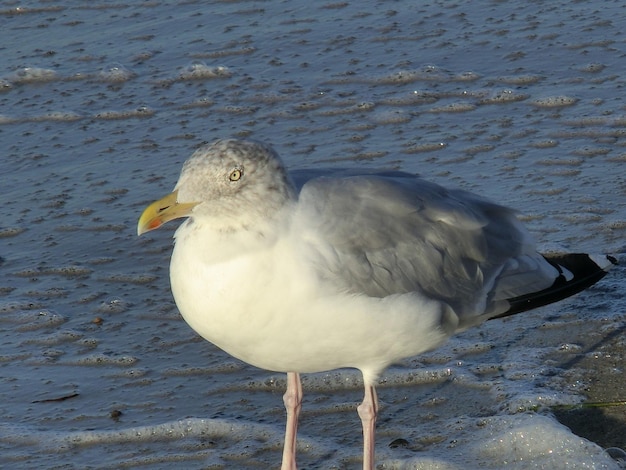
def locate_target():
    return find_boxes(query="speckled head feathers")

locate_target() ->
[174,139,296,228]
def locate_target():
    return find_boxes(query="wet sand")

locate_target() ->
[1,1,625,467]
[554,324,626,452]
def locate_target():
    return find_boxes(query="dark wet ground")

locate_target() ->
[554,325,626,452]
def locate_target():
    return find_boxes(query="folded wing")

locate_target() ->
[295,173,614,326]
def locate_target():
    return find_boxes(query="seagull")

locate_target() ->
[137,139,615,469]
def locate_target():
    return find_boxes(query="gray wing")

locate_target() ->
[294,173,559,322]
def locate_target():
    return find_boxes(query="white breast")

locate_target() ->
[169,219,457,377]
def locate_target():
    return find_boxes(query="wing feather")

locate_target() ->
[294,173,559,319]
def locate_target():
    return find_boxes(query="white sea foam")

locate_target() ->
[0,414,619,469]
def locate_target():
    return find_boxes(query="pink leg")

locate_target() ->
[281,372,302,470]
[357,383,378,470]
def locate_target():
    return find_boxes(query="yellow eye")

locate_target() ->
[229,168,243,181]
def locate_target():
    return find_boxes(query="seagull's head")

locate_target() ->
[137,139,295,235]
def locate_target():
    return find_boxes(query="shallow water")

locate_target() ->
[1,1,625,468]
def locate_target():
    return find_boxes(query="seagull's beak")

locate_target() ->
[137,190,199,236]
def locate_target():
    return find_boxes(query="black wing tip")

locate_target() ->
[492,252,615,320]
[606,254,619,268]
[543,252,617,272]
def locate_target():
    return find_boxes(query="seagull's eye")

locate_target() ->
[229,168,243,182]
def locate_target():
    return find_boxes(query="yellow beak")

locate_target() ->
[137,190,199,236]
